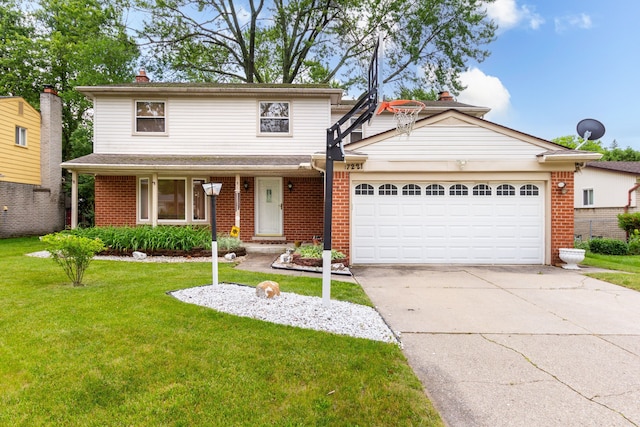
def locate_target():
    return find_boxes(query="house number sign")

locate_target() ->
[345,163,363,170]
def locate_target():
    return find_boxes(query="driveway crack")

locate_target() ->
[481,333,639,426]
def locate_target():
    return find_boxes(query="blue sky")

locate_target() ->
[457,0,640,149]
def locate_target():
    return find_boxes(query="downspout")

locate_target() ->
[624,183,640,213]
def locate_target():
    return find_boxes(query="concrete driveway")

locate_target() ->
[352,265,640,427]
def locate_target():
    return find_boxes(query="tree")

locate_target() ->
[136,0,496,93]
[553,136,640,161]
[35,0,140,161]
[552,135,606,153]
[0,0,43,105]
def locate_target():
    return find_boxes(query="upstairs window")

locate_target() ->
[15,126,27,146]
[259,101,290,134]
[135,101,166,133]
[349,118,363,143]
[583,189,594,206]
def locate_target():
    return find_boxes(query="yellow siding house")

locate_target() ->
[0,97,42,184]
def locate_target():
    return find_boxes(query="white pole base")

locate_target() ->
[212,241,219,285]
[322,249,332,307]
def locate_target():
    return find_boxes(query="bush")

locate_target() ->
[618,212,640,236]
[628,230,640,255]
[67,225,227,251]
[41,233,105,286]
[574,239,590,251]
[295,245,346,260]
[588,238,628,256]
[217,234,243,251]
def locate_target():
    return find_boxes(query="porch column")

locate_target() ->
[70,170,78,229]
[235,174,241,227]
[151,173,158,227]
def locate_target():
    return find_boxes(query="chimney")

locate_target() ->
[135,68,150,83]
[43,84,58,96]
[438,91,454,102]
[39,86,64,228]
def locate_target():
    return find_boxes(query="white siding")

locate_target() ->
[574,168,637,208]
[94,96,332,155]
[357,125,544,161]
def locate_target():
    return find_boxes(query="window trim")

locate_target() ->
[15,126,27,147]
[192,178,209,222]
[137,178,151,222]
[257,100,291,136]
[583,188,594,206]
[349,117,363,143]
[133,100,168,135]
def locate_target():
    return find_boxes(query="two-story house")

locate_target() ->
[574,161,640,240]
[62,72,599,265]
[0,88,64,237]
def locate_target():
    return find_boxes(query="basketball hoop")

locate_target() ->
[377,100,425,135]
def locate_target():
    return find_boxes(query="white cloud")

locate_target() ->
[483,0,544,31]
[457,68,511,120]
[554,13,592,34]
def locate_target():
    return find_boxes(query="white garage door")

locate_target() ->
[352,182,544,264]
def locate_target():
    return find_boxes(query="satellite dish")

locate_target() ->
[576,118,605,141]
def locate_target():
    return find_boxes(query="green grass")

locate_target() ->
[581,252,640,291]
[0,237,442,426]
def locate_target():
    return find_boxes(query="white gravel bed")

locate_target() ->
[171,284,399,344]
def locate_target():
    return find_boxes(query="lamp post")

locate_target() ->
[202,182,222,285]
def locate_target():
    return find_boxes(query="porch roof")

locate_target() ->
[61,153,320,176]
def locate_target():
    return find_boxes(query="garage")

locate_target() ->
[351,181,544,264]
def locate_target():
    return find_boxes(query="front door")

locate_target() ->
[255,177,283,236]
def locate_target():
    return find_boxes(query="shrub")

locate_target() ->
[588,238,628,256]
[67,225,222,251]
[574,239,590,251]
[617,212,640,235]
[295,245,346,260]
[217,234,243,251]
[41,233,105,286]
[628,230,640,255]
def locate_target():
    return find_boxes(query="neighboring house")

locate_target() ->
[574,161,640,240]
[0,88,64,238]
[62,72,599,265]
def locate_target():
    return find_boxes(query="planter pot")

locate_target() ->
[559,248,585,270]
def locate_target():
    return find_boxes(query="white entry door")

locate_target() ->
[255,177,283,235]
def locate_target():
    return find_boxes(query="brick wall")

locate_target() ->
[94,176,137,226]
[0,182,64,237]
[551,171,575,264]
[575,207,629,241]
[331,171,351,260]
[283,176,324,243]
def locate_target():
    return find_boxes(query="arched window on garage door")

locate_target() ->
[520,184,540,196]
[472,184,492,196]
[402,184,421,195]
[425,184,445,196]
[496,184,516,196]
[354,183,374,195]
[449,184,468,196]
[378,184,398,195]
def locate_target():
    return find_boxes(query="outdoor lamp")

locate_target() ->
[287,180,294,192]
[202,182,222,285]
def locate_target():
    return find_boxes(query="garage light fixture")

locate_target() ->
[557,181,567,194]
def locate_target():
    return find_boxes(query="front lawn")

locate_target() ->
[0,237,442,426]
[581,252,640,291]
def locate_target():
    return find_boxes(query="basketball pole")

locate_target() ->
[322,38,380,308]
